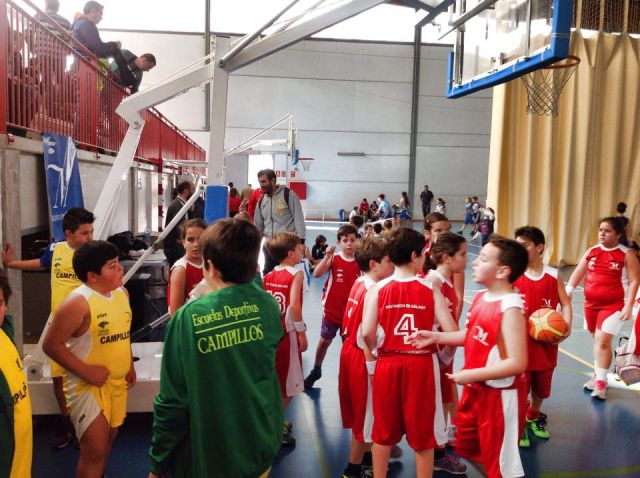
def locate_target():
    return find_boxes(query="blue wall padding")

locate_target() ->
[204,185,228,225]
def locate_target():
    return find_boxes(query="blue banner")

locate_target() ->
[43,133,84,242]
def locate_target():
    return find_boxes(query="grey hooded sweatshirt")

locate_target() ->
[254,186,306,240]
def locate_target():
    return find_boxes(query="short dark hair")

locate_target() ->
[617,202,627,214]
[424,212,448,232]
[355,237,388,272]
[600,216,625,235]
[62,208,95,233]
[180,218,207,239]
[314,234,326,246]
[0,268,12,304]
[350,215,365,229]
[139,53,156,65]
[73,241,120,282]
[337,225,358,242]
[388,227,425,266]
[489,235,528,284]
[266,231,301,263]
[257,169,276,181]
[83,1,103,14]
[378,194,385,200]
[200,219,261,284]
[176,180,192,194]
[430,232,466,266]
[514,226,545,246]
[373,223,383,234]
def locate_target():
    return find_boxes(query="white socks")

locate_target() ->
[595,367,608,382]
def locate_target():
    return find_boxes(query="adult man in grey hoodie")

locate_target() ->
[254,169,306,274]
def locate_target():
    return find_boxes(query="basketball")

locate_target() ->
[528,308,567,344]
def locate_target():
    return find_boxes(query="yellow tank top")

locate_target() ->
[66,285,132,386]
[51,242,82,313]
[0,329,32,478]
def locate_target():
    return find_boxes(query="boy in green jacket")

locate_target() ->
[149,219,284,478]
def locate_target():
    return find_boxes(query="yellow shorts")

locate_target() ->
[50,359,64,378]
[67,379,128,439]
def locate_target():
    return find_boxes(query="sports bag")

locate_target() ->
[615,336,640,386]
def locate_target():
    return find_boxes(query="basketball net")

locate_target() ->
[298,158,313,171]
[520,56,580,116]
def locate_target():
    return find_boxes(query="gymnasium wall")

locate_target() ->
[103,31,492,220]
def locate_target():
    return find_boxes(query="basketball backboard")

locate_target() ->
[446,0,573,98]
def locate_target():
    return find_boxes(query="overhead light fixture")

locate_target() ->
[337,152,366,157]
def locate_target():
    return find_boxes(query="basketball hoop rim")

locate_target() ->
[543,55,580,70]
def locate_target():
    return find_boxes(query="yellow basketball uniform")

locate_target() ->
[64,285,132,438]
[0,328,32,478]
[50,241,83,378]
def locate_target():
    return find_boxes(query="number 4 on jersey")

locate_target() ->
[394,313,417,344]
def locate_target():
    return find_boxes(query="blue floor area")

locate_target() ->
[32,223,640,477]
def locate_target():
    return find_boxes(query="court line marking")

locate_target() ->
[539,465,640,477]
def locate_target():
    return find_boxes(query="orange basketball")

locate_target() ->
[528,308,567,344]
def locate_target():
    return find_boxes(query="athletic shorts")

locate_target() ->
[583,304,625,334]
[526,368,554,399]
[455,382,527,478]
[320,315,342,340]
[440,362,454,404]
[372,354,446,450]
[50,359,64,378]
[339,341,373,442]
[464,214,474,225]
[276,330,303,398]
[67,379,128,439]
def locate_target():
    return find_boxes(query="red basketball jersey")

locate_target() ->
[167,258,204,310]
[427,269,458,321]
[514,266,560,370]
[322,253,361,324]
[342,276,375,346]
[463,291,525,388]
[376,275,436,355]
[584,244,628,307]
[263,265,302,329]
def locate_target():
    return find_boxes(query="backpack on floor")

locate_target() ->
[615,336,640,386]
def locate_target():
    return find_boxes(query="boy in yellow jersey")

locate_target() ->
[44,241,136,478]
[2,207,95,449]
[0,269,32,478]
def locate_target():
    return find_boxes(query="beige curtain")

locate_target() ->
[487,31,640,265]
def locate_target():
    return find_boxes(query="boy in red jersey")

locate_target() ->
[567,217,640,399]
[339,237,393,478]
[263,231,308,446]
[514,226,572,447]
[362,227,458,478]
[410,236,529,478]
[304,225,360,389]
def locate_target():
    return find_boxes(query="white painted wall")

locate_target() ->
[101,31,492,220]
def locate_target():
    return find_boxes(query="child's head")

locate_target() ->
[315,234,327,247]
[387,227,425,269]
[437,197,445,205]
[514,226,545,265]
[378,194,385,201]
[473,235,527,286]
[383,219,393,230]
[200,219,261,284]
[233,211,251,222]
[423,212,450,242]
[73,241,123,288]
[181,218,207,262]
[0,269,11,327]
[616,202,627,214]
[598,217,624,247]
[350,215,365,229]
[430,232,467,274]
[373,223,383,235]
[472,196,478,202]
[63,208,95,247]
[337,225,358,256]
[363,224,374,237]
[267,231,302,264]
[355,237,392,279]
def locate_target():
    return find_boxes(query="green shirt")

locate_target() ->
[149,281,283,478]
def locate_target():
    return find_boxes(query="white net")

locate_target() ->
[520,56,580,116]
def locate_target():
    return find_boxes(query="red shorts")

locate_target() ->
[455,382,527,478]
[372,354,446,450]
[526,368,554,399]
[440,362,454,404]
[584,303,624,334]
[339,341,373,442]
[275,331,303,398]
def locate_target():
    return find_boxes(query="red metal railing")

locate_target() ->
[0,0,205,164]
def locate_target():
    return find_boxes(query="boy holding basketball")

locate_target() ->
[514,226,572,447]
[409,236,529,478]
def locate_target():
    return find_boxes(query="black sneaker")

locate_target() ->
[282,427,296,447]
[538,412,548,424]
[304,366,322,389]
[284,421,293,433]
[341,464,362,478]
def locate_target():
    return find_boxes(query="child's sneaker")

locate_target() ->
[304,366,322,389]
[341,464,361,478]
[591,380,607,400]
[281,424,296,447]
[284,421,293,433]
[583,375,596,391]
[527,419,550,439]
[360,464,373,478]
[519,428,531,448]
[446,424,457,447]
[538,411,548,424]
[433,455,468,475]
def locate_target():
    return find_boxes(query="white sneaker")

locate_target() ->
[583,375,596,391]
[591,380,607,400]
